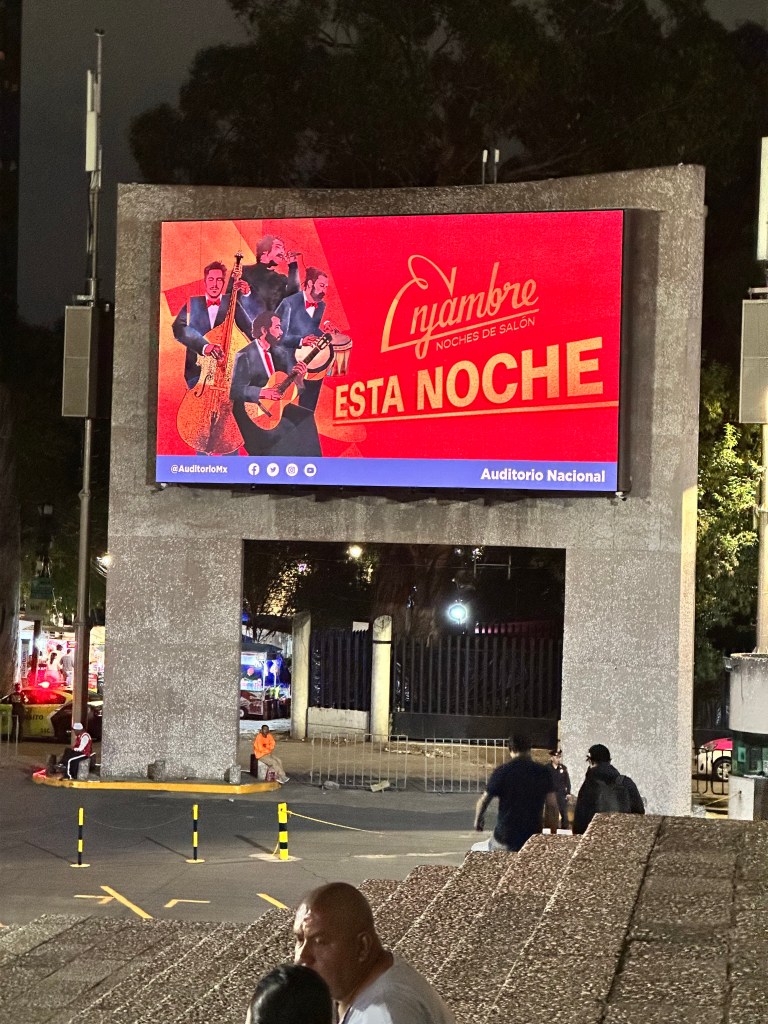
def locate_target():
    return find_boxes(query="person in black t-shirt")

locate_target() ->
[472,734,559,852]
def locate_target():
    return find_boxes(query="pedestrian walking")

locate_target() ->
[572,743,645,835]
[472,734,560,852]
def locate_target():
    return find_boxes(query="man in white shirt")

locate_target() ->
[294,882,455,1024]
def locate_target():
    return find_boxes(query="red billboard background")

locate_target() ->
[157,211,624,470]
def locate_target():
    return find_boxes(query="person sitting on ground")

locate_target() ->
[294,881,455,1024]
[572,742,645,835]
[47,722,93,779]
[246,963,333,1024]
[472,733,560,852]
[251,723,289,784]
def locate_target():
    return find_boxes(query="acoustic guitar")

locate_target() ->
[245,334,332,430]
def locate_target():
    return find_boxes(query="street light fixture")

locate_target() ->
[348,544,363,559]
[447,600,468,626]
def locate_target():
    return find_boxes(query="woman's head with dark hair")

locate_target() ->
[247,964,333,1024]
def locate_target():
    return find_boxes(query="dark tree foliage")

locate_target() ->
[127,0,767,667]
[243,540,564,636]
[131,0,768,364]
[696,362,760,686]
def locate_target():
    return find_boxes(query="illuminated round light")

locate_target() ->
[98,552,113,569]
[447,601,468,625]
[348,544,363,559]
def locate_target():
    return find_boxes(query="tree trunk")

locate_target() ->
[0,385,20,692]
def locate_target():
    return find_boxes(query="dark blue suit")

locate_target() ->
[172,295,253,388]
[230,342,321,458]
[274,292,328,414]
[275,292,326,353]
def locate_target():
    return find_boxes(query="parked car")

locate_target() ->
[0,684,102,741]
[0,684,70,739]
[240,689,265,720]
[697,737,732,780]
[50,698,103,743]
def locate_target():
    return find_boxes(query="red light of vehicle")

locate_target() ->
[38,681,50,689]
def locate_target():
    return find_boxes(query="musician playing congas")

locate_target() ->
[230,312,322,458]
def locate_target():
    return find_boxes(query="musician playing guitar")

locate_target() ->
[230,312,322,458]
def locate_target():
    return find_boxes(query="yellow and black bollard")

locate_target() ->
[277,802,289,861]
[70,806,90,868]
[186,803,205,863]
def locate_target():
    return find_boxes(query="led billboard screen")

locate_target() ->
[156,210,626,491]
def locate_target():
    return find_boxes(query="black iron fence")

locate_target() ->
[691,742,731,799]
[390,633,562,718]
[310,628,372,710]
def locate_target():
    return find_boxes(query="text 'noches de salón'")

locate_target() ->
[381,256,538,360]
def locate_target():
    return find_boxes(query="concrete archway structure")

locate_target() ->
[103,167,704,815]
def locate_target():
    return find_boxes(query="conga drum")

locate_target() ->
[329,332,353,376]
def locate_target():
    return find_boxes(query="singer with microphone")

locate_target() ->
[228,235,302,326]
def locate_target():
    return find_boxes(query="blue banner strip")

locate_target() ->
[156,456,617,492]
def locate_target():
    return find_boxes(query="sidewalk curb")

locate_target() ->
[32,769,282,795]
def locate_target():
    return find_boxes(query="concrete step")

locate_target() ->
[61,922,239,1024]
[392,851,515,974]
[141,879,403,1024]
[489,816,663,1024]
[433,835,580,1023]
[374,864,458,948]
[0,914,83,960]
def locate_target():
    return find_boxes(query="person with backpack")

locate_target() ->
[572,743,645,835]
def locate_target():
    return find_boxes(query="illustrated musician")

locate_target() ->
[172,260,252,388]
[227,235,301,330]
[275,267,331,413]
[229,311,322,458]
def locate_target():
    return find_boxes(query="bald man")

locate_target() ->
[294,882,455,1024]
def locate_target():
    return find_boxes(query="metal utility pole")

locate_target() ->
[67,29,104,728]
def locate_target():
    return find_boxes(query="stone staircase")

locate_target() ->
[1,816,766,1024]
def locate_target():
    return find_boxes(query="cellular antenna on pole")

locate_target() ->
[83,28,104,302]
[62,28,106,734]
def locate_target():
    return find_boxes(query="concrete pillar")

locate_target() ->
[291,612,311,740]
[370,615,392,741]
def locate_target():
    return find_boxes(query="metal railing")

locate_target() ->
[422,737,509,793]
[691,744,730,799]
[309,732,409,790]
[308,731,513,792]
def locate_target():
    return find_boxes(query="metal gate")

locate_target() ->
[390,632,562,743]
[310,628,372,710]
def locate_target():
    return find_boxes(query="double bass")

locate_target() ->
[176,253,250,454]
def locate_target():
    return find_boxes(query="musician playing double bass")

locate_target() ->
[172,261,253,389]
[230,311,322,458]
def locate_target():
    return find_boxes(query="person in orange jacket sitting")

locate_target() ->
[251,724,289,784]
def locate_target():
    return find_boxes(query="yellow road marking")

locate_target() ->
[75,894,114,905]
[100,885,153,920]
[164,899,211,909]
[257,893,289,909]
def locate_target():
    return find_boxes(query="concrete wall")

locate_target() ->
[306,708,369,735]
[103,169,704,813]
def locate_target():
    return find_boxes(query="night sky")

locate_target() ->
[18,0,767,327]
[19,0,246,325]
